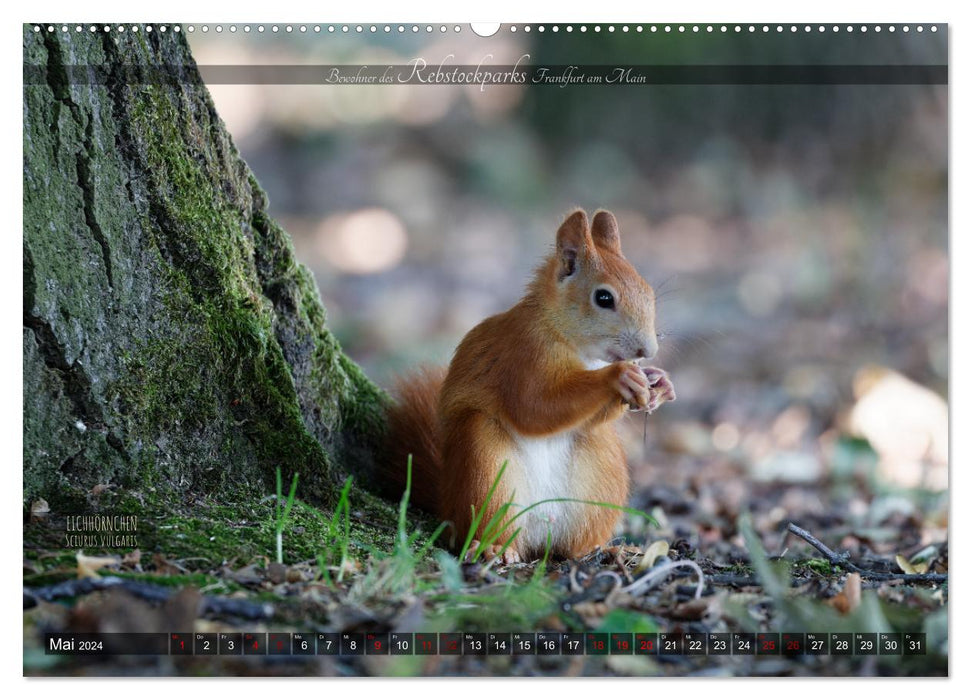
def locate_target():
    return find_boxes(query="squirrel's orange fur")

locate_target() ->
[383,209,675,562]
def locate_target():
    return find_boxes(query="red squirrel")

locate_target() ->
[384,209,675,563]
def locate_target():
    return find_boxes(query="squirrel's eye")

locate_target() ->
[594,289,615,310]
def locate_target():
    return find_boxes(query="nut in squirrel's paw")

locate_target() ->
[614,362,651,408]
[628,365,676,414]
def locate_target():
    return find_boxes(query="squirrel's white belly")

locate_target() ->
[507,430,581,553]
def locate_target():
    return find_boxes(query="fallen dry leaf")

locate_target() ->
[672,597,712,621]
[122,549,142,568]
[266,561,287,585]
[828,572,862,614]
[895,554,929,575]
[607,654,657,675]
[635,540,670,574]
[848,365,948,490]
[226,563,264,586]
[76,551,121,579]
[30,498,50,524]
[339,558,361,577]
[286,566,307,583]
[151,553,186,576]
[570,601,609,627]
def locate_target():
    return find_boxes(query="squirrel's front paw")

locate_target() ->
[466,540,522,566]
[614,363,651,409]
[640,366,676,413]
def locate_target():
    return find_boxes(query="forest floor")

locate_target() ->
[23,398,949,677]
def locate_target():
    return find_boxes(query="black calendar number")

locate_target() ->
[293,633,314,655]
[733,633,755,655]
[855,633,878,656]
[340,633,364,656]
[513,633,536,655]
[219,633,242,655]
[806,633,828,655]
[561,633,584,656]
[904,633,926,656]
[879,633,902,655]
[488,633,511,655]
[316,633,339,655]
[660,633,683,655]
[709,633,731,656]
[390,633,413,655]
[831,633,853,656]
[684,633,705,656]
[194,633,217,656]
[537,633,560,656]
[464,633,487,656]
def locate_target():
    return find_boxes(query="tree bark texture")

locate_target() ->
[23,25,386,510]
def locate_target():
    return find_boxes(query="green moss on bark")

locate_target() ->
[23,25,388,513]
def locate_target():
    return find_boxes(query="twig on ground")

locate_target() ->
[23,576,275,619]
[703,574,813,589]
[624,559,705,599]
[707,573,759,587]
[786,523,948,584]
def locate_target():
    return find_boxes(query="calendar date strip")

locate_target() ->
[44,631,928,657]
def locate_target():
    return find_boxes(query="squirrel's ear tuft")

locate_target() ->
[556,210,590,281]
[591,210,621,254]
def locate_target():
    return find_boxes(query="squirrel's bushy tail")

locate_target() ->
[382,366,446,513]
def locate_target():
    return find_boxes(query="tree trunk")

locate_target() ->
[23,25,387,511]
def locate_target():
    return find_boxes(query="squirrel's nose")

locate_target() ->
[635,337,659,360]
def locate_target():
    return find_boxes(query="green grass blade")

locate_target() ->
[280,472,299,525]
[397,454,413,552]
[490,497,655,545]
[414,522,449,560]
[477,501,516,558]
[496,527,522,557]
[533,527,553,578]
[333,476,353,583]
[458,460,509,561]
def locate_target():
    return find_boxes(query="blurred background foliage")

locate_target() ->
[189,26,947,511]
